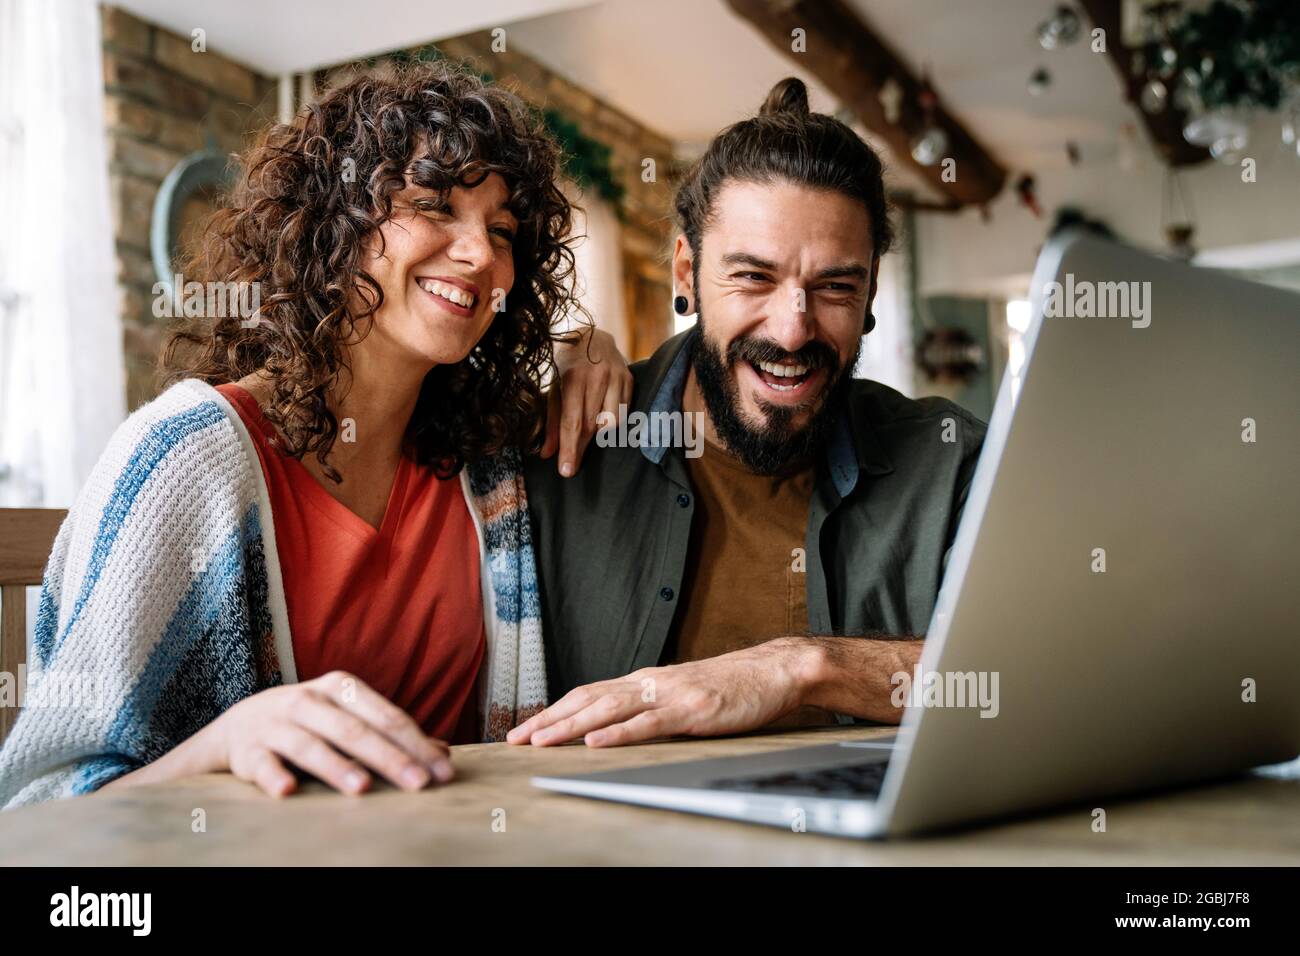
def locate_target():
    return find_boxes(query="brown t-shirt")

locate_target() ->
[661,437,835,727]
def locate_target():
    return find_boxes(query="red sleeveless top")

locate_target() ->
[217,384,486,743]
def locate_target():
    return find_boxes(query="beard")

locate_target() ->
[689,308,860,476]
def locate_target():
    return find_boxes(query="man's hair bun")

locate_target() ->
[759,77,811,118]
[674,73,895,266]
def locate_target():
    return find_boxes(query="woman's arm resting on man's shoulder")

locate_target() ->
[542,327,633,477]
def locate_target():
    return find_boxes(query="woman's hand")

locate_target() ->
[542,326,633,476]
[209,670,454,797]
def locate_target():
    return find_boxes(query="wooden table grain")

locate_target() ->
[2,725,1298,865]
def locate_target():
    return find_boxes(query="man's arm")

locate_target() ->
[801,634,924,721]
[506,634,924,748]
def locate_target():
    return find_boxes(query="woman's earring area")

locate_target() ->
[673,295,690,316]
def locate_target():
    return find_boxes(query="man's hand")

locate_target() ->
[507,638,822,747]
[506,635,926,748]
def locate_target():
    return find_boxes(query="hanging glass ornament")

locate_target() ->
[911,126,949,166]
[1156,44,1179,78]
[1281,87,1300,155]
[1209,131,1248,163]
[911,71,948,167]
[878,77,903,126]
[1037,4,1082,50]
[1173,83,1203,114]
[1183,107,1249,147]
[1140,79,1169,113]
[1174,67,1203,113]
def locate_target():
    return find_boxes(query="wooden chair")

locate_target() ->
[0,508,66,746]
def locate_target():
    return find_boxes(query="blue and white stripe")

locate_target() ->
[1,379,547,810]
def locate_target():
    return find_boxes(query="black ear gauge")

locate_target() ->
[863,311,877,334]
[673,295,690,315]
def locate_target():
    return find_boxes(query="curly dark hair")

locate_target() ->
[163,61,580,479]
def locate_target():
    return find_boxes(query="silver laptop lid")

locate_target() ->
[876,231,1300,836]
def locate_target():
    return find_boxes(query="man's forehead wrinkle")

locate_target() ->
[815,262,871,280]
[719,251,779,269]
[714,247,869,281]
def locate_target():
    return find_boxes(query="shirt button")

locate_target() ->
[676,493,690,508]
[659,587,675,601]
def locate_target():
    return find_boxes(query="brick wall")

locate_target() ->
[101,5,275,409]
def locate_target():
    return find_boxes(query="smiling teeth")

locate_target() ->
[757,360,809,378]
[418,279,476,308]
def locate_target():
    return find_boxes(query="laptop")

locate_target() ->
[531,231,1300,838]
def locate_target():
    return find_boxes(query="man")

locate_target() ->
[511,78,985,748]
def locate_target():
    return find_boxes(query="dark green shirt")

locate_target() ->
[524,329,987,698]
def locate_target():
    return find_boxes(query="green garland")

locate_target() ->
[1161,0,1300,111]
[363,43,625,213]
[537,107,624,209]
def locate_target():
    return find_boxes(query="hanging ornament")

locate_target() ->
[1183,107,1249,149]
[1209,131,1248,163]
[878,77,903,126]
[1161,168,1197,261]
[1173,80,1203,115]
[1037,4,1082,50]
[1028,66,1052,96]
[1281,88,1300,156]
[1135,3,1193,119]
[1015,174,1042,217]
[1151,1,1300,153]
[910,72,948,166]
[1155,43,1179,78]
[1171,49,1202,115]
[1140,79,1169,113]
[911,126,949,166]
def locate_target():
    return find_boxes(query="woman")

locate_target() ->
[0,62,630,808]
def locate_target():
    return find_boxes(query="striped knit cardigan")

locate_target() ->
[0,379,547,809]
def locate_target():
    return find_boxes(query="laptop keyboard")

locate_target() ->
[709,759,890,799]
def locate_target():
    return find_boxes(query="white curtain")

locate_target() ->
[556,180,628,355]
[853,246,914,395]
[0,0,125,508]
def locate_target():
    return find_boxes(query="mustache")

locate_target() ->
[726,336,839,372]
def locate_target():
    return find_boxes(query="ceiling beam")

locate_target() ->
[889,192,961,214]
[1077,0,1209,166]
[726,0,1007,207]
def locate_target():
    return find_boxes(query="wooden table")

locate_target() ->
[2,725,1298,865]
